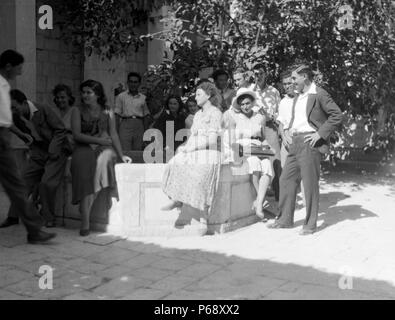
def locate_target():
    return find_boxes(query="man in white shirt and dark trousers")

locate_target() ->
[115,72,150,151]
[268,63,343,235]
[0,49,56,244]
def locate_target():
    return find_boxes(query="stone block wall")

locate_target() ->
[35,0,84,106]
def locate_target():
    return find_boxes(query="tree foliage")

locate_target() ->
[53,0,395,156]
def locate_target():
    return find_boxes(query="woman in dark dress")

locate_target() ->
[70,80,131,236]
[152,95,187,152]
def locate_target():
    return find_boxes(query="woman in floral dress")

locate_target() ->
[162,82,223,212]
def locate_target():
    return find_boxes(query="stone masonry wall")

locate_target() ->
[35,0,83,106]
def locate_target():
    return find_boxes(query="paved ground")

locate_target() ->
[0,170,395,300]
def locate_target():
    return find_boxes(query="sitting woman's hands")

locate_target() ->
[22,133,33,146]
[122,155,132,163]
[100,136,113,146]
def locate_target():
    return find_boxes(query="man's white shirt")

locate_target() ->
[0,74,12,127]
[290,82,317,133]
[277,95,294,129]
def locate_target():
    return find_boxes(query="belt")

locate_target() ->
[120,115,144,120]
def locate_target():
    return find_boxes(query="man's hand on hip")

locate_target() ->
[304,132,321,147]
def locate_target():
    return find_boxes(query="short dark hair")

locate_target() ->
[10,89,27,104]
[280,69,292,80]
[196,78,212,87]
[165,95,184,113]
[233,67,246,75]
[236,93,255,105]
[0,50,24,69]
[293,63,314,81]
[127,72,142,83]
[252,63,266,72]
[52,84,76,106]
[186,96,197,105]
[212,69,229,81]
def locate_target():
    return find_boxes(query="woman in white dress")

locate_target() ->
[224,88,274,219]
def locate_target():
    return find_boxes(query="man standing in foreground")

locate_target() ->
[268,63,343,235]
[0,49,56,244]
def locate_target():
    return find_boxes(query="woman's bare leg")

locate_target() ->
[256,174,270,219]
[251,172,260,210]
[79,194,95,232]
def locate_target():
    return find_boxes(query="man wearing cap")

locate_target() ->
[268,63,343,235]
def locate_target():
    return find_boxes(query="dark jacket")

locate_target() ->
[152,109,186,150]
[29,102,69,156]
[305,86,343,152]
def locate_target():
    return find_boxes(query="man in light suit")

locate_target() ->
[268,63,343,235]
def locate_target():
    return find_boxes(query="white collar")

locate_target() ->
[301,82,317,96]
[27,100,39,120]
[0,74,9,87]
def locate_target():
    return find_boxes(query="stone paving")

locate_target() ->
[0,171,395,300]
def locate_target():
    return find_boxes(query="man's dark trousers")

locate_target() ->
[277,134,321,230]
[0,129,43,234]
[8,146,67,222]
[265,121,282,201]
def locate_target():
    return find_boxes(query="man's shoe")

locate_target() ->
[0,217,19,228]
[299,229,316,236]
[267,221,293,229]
[27,231,56,244]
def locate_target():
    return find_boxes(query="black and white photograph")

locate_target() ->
[0,0,394,304]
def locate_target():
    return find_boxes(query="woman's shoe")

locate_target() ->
[79,229,90,237]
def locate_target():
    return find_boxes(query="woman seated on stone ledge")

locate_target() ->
[223,88,274,220]
[161,82,223,216]
[70,79,131,237]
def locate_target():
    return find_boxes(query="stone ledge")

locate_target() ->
[57,162,259,237]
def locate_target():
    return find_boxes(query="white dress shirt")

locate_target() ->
[114,91,149,117]
[0,74,12,127]
[277,95,294,128]
[290,82,317,133]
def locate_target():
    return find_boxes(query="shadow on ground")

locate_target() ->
[293,191,377,229]
[0,226,394,300]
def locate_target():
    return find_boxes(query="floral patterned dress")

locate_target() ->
[162,107,223,211]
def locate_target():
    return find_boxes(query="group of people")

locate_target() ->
[0,49,131,240]
[0,47,343,245]
[160,63,343,236]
